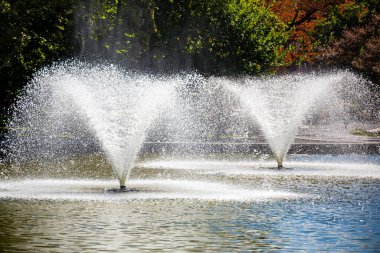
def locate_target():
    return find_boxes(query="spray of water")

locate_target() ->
[216,72,368,167]
[6,61,182,187]
[6,63,374,186]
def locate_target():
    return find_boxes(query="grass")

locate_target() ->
[350,128,380,137]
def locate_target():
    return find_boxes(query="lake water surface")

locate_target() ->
[1,155,379,252]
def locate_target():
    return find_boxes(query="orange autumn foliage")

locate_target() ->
[270,0,354,64]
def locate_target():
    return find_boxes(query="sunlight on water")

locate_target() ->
[3,60,379,252]
[0,179,301,201]
[140,156,380,178]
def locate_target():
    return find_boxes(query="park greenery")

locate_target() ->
[0,0,379,130]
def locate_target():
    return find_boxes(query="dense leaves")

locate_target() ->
[75,0,156,66]
[317,13,380,83]
[271,0,344,63]
[0,0,77,126]
[224,0,288,73]
[76,0,289,74]
[0,0,379,129]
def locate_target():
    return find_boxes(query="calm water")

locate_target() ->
[1,155,380,252]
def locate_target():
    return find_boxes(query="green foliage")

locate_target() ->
[152,0,289,74]
[316,13,380,88]
[76,0,156,66]
[314,1,369,47]
[351,128,380,137]
[0,0,378,131]
[0,0,77,124]
[152,0,223,71]
[224,0,289,73]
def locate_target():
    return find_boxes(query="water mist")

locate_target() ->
[6,61,179,188]
[216,72,362,168]
[6,65,373,186]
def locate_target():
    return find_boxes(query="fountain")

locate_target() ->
[1,61,379,252]
[216,72,353,168]
[1,1,379,250]
[4,64,376,187]
[5,61,182,189]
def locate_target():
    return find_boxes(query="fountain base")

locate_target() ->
[106,186,139,193]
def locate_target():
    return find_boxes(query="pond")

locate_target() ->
[0,154,379,252]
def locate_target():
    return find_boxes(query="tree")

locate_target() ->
[317,13,380,83]
[75,0,156,67]
[0,0,77,128]
[223,0,289,73]
[271,0,345,64]
[152,0,289,74]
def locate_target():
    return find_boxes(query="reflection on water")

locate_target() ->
[0,155,380,252]
[140,154,380,178]
[0,179,301,201]
[1,197,379,252]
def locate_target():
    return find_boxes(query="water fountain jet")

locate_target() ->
[6,61,179,188]
[215,72,361,168]
[5,65,376,188]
